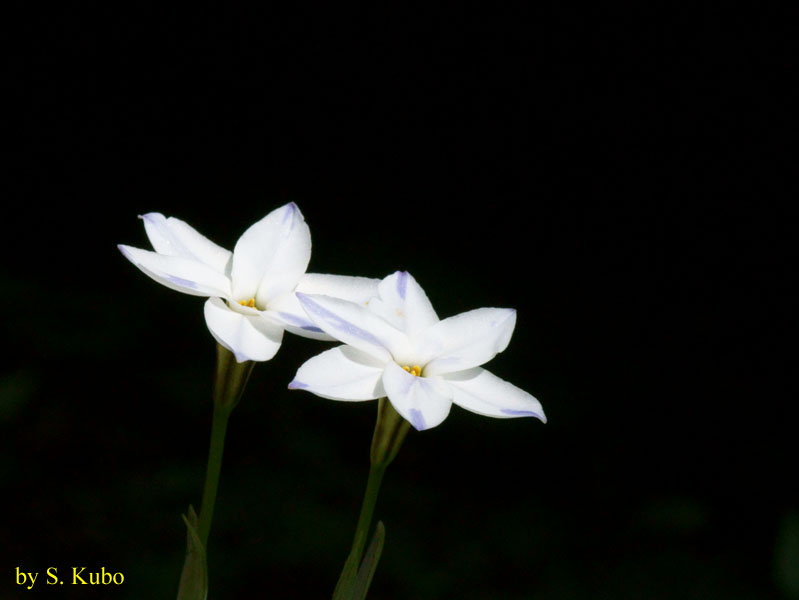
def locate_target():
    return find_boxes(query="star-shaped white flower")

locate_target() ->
[288,271,545,430]
[119,203,378,362]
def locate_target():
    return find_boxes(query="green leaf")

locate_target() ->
[176,505,208,600]
[332,551,359,600]
[332,522,386,600]
[350,521,385,600]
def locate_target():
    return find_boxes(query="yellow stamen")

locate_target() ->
[402,365,422,377]
[238,298,256,308]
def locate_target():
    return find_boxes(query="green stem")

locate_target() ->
[196,346,254,547]
[333,399,410,598]
[196,401,232,548]
[333,464,387,599]
[176,345,253,599]
[348,463,387,564]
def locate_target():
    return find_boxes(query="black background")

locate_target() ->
[2,4,796,599]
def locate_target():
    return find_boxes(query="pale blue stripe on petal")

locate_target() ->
[409,407,426,430]
[166,274,199,289]
[277,311,324,333]
[500,408,544,418]
[282,202,298,225]
[298,294,385,347]
[396,271,408,299]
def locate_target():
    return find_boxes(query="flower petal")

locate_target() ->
[419,308,517,376]
[203,297,284,362]
[268,273,381,341]
[230,203,311,305]
[443,367,546,422]
[366,271,439,339]
[381,361,453,431]
[141,213,232,274]
[297,293,411,363]
[265,305,333,341]
[296,273,380,305]
[118,245,232,297]
[288,345,386,401]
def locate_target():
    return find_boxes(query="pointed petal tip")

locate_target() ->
[386,269,412,280]
[396,271,408,299]
[280,201,302,223]
[499,407,547,423]
[225,343,262,364]
[408,407,427,431]
[213,339,253,363]
[287,380,308,390]
[496,307,517,329]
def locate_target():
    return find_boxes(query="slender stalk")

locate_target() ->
[196,401,233,547]
[333,463,387,599]
[177,345,254,600]
[196,345,254,547]
[333,398,410,598]
[347,464,387,566]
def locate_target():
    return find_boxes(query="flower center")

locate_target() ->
[238,298,256,308]
[402,365,422,377]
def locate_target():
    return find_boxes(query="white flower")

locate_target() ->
[288,271,545,430]
[119,203,378,362]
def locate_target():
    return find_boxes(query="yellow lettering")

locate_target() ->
[16,567,37,589]
[47,567,59,584]
[73,567,87,585]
